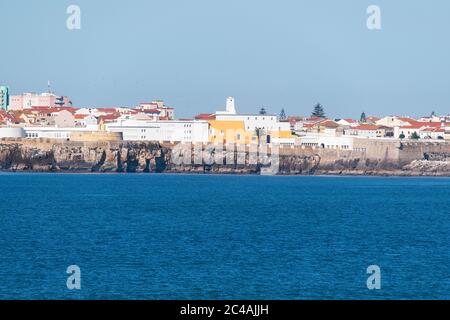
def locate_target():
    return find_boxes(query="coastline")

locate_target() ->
[1,168,450,177]
[2,138,450,177]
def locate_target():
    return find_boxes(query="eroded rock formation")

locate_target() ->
[2,139,450,175]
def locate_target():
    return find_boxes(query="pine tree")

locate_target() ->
[279,108,287,120]
[360,112,367,123]
[311,103,325,118]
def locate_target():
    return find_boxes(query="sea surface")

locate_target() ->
[0,173,449,299]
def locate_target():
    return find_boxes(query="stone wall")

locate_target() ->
[1,138,450,175]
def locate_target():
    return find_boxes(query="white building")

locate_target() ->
[376,116,414,128]
[52,110,75,128]
[216,97,237,115]
[216,114,279,132]
[0,127,25,138]
[336,118,358,127]
[300,133,354,150]
[75,114,98,128]
[24,126,96,139]
[345,125,391,138]
[419,128,445,140]
[213,97,284,133]
[106,119,209,143]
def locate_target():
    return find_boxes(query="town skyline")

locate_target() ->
[0,83,446,120]
[2,1,450,118]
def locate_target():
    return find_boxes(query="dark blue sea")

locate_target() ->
[0,173,449,299]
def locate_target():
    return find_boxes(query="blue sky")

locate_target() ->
[1,0,449,118]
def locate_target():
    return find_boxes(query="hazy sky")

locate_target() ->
[1,0,449,118]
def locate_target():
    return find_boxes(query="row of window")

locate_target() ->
[246,117,275,121]
[324,145,350,150]
[26,133,39,138]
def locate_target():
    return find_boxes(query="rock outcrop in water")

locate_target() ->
[2,138,450,175]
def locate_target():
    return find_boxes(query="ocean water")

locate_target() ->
[0,173,449,300]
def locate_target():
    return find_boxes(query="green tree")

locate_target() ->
[311,103,325,118]
[360,112,367,123]
[279,108,287,120]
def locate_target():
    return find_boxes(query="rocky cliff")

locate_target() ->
[2,138,450,175]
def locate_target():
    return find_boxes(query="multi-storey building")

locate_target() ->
[0,86,9,111]
[106,119,209,143]
[10,92,72,110]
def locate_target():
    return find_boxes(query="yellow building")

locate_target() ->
[207,119,293,145]
[208,120,254,144]
[196,97,294,145]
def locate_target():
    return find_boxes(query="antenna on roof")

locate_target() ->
[47,80,52,94]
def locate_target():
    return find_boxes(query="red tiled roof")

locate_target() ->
[305,116,324,122]
[422,127,445,133]
[287,116,306,122]
[398,117,419,125]
[142,109,161,114]
[96,108,117,113]
[353,124,383,130]
[319,120,340,128]
[400,123,426,129]
[416,122,443,128]
[0,110,15,122]
[28,106,78,114]
[195,113,216,120]
[98,113,121,123]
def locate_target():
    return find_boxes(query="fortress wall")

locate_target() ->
[399,141,450,163]
[2,138,450,174]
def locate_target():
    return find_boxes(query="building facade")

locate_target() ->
[0,86,9,111]
[10,92,72,110]
[106,119,209,143]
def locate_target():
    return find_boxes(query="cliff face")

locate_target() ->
[2,139,450,175]
[0,141,167,173]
